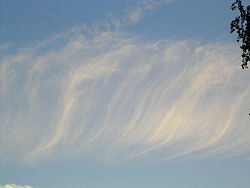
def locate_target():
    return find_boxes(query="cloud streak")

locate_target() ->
[0,26,250,163]
[107,0,172,28]
[0,185,33,188]
[127,0,172,23]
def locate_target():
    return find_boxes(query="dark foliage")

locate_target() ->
[230,0,250,69]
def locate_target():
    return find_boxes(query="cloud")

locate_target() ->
[127,0,172,23]
[0,185,33,188]
[106,0,172,28]
[0,25,249,164]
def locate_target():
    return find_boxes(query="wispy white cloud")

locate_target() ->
[127,0,173,23]
[0,25,249,164]
[0,185,33,188]
[106,0,172,28]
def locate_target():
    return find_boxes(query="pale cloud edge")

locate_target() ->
[127,0,173,23]
[0,42,12,51]
[106,0,172,28]
[0,184,33,188]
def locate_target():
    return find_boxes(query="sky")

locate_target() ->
[0,0,250,188]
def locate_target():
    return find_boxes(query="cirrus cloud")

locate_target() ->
[0,25,249,164]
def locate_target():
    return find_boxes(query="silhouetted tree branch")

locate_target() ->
[230,0,250,69]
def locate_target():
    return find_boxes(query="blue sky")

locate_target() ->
[0,0,250,188]
[0,0,234,45]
